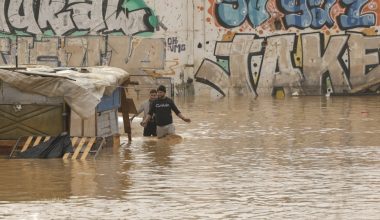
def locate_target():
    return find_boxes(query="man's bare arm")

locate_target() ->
[177,113,191,123]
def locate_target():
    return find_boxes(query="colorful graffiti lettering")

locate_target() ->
[0,0,157,36]
[215,0,269,28]
[212,0,376,30]
[279,0,336,29]
[195,33,380,96]
[337,0,376,29]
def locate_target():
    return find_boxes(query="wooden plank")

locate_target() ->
[0,104,64,140]
[33,136,42,146]
[71,137,78,146]
[83,114,96,137]
[120,88,132,141]
[21,136,33,152]
[113,134,120,148]
[62,152,70,159]
[70,110,96,137]
[63,137,78,159]
[0,140,17,147]
[44,136,51,142]
[125,98,137,114]
[71,137,86,159]
[70,110,83,136]
[80,137,96,160]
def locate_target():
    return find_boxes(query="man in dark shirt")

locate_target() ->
[141,85,191,138]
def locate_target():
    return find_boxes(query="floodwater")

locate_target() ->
[1,96,380,219]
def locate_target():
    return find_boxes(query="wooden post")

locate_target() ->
[119,79,138,142]
[120,87,132,141]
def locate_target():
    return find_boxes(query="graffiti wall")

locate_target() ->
[0,0,166,86]
[1,0,380,97]
[194,0,380,96]
[0,0,156,36]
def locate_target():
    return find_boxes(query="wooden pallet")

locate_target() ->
[9,136,105,159]
[63,136,104,159]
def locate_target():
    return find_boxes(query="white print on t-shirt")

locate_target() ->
[155,103,170,108]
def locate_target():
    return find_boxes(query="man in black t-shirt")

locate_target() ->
[141,85,191,138]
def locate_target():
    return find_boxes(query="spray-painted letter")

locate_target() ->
[338,0,375,29]
[215,0,248,28]
[279,0,312,29]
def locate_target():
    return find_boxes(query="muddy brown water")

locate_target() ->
[0,96,379,219]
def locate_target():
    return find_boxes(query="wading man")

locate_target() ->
[141,85,191,138]
[131,89,157,136]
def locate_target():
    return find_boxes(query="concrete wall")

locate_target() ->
[1,0,380,97]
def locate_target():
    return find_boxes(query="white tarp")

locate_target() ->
[0,66,129,119]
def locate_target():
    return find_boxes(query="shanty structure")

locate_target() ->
[0,66,136,155]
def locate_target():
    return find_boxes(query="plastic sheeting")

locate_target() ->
[17,134,73,159]
[0,66,129,119]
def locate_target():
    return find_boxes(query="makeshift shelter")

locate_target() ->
[0,66,135,155]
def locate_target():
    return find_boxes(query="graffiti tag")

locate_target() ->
[0,0,154,36]
[167,37,186,53]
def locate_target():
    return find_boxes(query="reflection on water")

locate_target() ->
[1,96,380,219]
